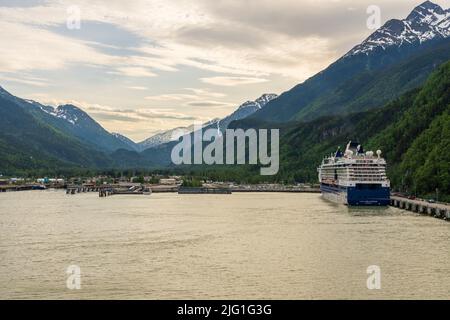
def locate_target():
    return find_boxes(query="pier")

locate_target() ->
[0,185,45,192]
[178,187,232,194]
[232,187,321,193]
[229,183,320,193]
[98,187,115,197]
[98,185,151,197]
[2,183,323,195]
[66,185,102,194]
[390,196,450,221]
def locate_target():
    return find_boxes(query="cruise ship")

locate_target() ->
[318,141,390,206]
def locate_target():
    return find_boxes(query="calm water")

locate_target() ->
[0,190,449,299]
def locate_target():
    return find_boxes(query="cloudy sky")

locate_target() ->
[0,0,448,141]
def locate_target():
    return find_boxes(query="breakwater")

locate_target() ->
[390,196,450,221]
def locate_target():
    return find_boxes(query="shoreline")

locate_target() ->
[2,185,448,221]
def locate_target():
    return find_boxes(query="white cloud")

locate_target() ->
[200,76,269,86]
[114,67,156,77]
[185,100,234,108]
[184,88,226,98]
[2,0,448,81]
[0,73,50,87]
[127,86,148,90]
[3,0,447,139]
[145,88,227,101]
[0,21,115,73]
[0,0,338,79]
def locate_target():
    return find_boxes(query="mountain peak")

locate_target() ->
[216,93,278,131]
[255,93,278,107]
[419,1,441,10]
[57,104,81,112]
[407,1,446,24]
[237,94,278,112]
[138,94,278,150]
[238,101,258,110]
[54,104,89,125]
[345,1,449,57]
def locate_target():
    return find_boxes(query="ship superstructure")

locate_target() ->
[318,141,390,206]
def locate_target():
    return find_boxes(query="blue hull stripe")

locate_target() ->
[321,183,390,206]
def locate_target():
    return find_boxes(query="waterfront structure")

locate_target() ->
[159,178,178,185]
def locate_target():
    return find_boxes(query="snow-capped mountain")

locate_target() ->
[250,1,450,123]
[0,85,135,152]
[34,104,136,151]
[39,104,84,125]
[255,93,279,106]
[138,119,219,151]
[217,93,278,131]
[346,1,449,57]
[138,125,195,150]
[138,94,278,151]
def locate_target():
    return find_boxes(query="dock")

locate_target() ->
[178,187,232,194]
[390,196,450,221]
[66,185,102,194]
[2,183,324,195]
[149,185,179,193]
[232,187,321,193]
[0,185,46,192]
[229,183,320,193]
[64,184,149,197]
[99,185,151,197]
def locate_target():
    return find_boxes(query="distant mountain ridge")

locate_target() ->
[0,84,277,165]
[200,61,450,201]
[0,86,135,153]
[217,94,278,132]
[111,93,280,167]
[0,87,112,173]
[138,121,215,151]
[137,94,278,151]
[247,1,450,124]
[31,103,136,152]
[0,0,449,181]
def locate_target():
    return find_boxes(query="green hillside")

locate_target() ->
[297,40,450,121]
[281,60,450,200]
[0,96,112,175]
[248,39,450,124]
[368,61,450,198]
[194,61,450,201]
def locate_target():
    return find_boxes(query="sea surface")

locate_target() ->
[0,190,448,299]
